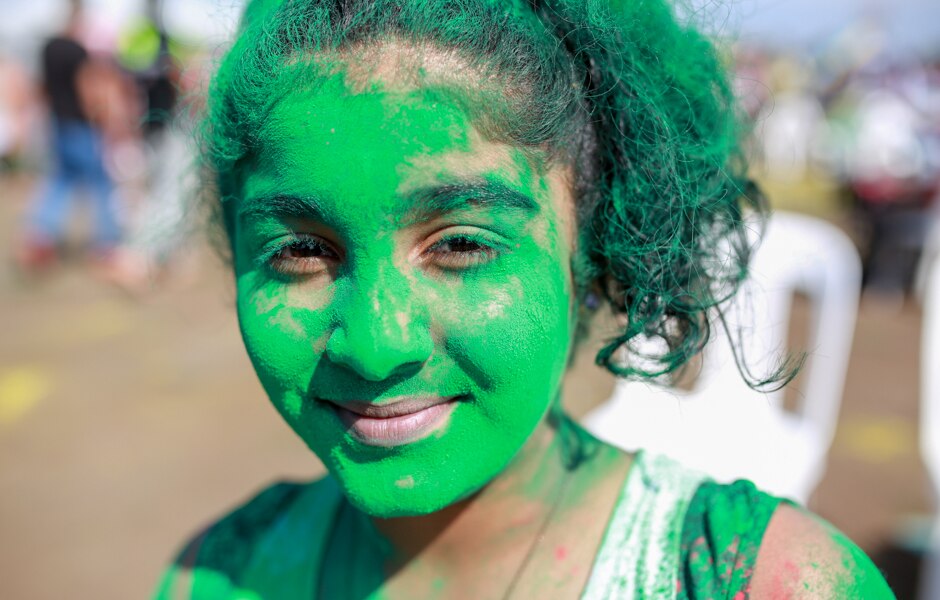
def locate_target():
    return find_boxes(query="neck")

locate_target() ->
[370,412,579,566]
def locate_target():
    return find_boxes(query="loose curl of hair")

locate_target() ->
[203,0,792,387]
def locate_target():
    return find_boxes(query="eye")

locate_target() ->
[266,235,339,277]
[425,234,500,271]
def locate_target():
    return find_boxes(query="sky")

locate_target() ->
[0,0,937,63]
[712,0,940,56]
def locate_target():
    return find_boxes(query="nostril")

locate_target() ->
[325,277,433,379]
[324,325,432,382]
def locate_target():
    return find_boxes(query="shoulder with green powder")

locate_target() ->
[750,503,896,599]
[153,480,308,600]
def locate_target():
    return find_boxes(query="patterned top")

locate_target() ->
[155,452,783,599]
[582,452,781,599]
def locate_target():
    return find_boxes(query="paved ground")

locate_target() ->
[0,171,930,598]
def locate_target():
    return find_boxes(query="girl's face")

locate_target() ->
[232,70,577,517]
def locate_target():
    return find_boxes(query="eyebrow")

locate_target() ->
[407,180,540,221]
[237,193,326,225]
[237,179,540,226]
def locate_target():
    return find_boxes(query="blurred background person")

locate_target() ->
[0,47,35,170]
[13,0,137,275]
[103,0,208,293]
[842,62,939,305]
[117,0,180,138]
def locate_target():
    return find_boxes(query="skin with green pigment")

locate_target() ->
[233,70,576,517]
[224,62,893,600]
[816,526,896,599]
[150,1,895,596]
[748,504,897,599]
[208,0,769,385]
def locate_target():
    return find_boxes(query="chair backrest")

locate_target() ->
[585,212,862,500]
[915,215,940,304]
[698,212,861,444]
[922,247,940,500]
[920,236,940,600]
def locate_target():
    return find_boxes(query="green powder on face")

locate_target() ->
[233,68,576,517]
[149,0,892,596]
[208,0,779,389]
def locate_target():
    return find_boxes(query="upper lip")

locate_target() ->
[323,396,458,418]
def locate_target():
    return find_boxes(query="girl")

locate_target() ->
[157,0,894,597]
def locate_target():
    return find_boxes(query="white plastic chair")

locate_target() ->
[584,212,862,503]
[919,248,940,600]
[914,213,940,305]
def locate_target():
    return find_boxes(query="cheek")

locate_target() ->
[235,275,335,413]
[438,262,573,397]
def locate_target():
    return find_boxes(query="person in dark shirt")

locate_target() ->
[43,34,89,124]
[16,0,123,270]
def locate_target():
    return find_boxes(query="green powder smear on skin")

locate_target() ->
[234,70,576,517]
[148,1,896,597]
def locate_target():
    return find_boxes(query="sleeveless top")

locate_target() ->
[154,452,783,600]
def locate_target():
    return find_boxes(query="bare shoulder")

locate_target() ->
[750,503,896,599]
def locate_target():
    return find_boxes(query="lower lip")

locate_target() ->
[333,400,458,447]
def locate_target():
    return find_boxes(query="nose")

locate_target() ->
[325,265,433,382]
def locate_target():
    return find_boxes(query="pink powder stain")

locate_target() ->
[554,546,568,562]
[768,559,803,599]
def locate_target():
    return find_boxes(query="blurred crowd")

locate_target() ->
[0,2,938,599]
[731,27,940,305]
[0,4,934,308]
[1,1,939,303]
[2,0,209,293]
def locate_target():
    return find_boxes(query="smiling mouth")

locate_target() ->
[326,396,461,447]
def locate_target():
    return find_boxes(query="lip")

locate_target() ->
[325,396,460,447]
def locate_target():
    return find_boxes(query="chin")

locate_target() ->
[344,489,455,518]
[330,456,492,518]
[299,400,545,518]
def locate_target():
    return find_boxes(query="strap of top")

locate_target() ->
[677,479,784,599]
[581,451,709,600]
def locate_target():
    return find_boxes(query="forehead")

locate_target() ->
[245,69,554,211]
[253,73,477,189]
[239,48,575,240]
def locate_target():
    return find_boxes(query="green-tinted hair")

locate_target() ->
[205,0,779,384]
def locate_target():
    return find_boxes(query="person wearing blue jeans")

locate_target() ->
[27,118,121,251]
[18,1,122,269]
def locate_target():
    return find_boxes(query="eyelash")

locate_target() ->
[424,234,500,271]
[261,232,502,278]
[262,235,338,277]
